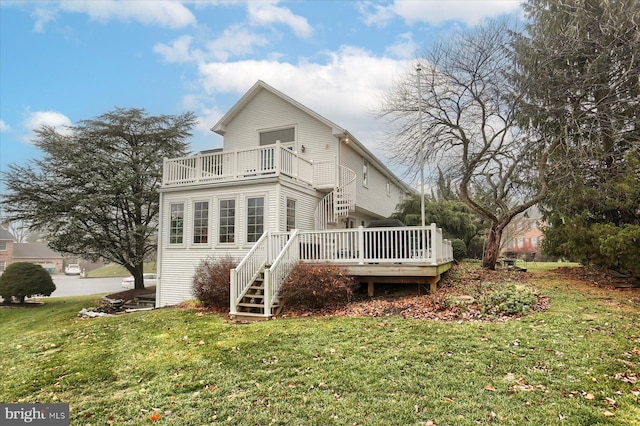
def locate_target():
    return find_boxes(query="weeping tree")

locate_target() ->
[2,108,196,289]
[512,0,640,276]
[379,20,555,269]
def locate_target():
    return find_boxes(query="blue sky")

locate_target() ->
[0,0,521,189]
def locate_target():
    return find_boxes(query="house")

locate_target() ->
[156,81,453,317]
[0,227,65,274]
[501,206,545,261]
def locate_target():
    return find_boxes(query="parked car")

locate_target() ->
[121,273,158,289]
[65,264,82,275]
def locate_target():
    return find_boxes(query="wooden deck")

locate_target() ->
[231,227,455,318]
[340,262,454,296]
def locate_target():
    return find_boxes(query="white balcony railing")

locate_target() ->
[163,142,335,188]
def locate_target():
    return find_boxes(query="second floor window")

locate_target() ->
[219,199,235,243]
[247,197,264,242]
[193,201,209,244]
[169,203,184,244]
[363,159,369,187]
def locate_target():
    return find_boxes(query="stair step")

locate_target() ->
[238,302,266,308]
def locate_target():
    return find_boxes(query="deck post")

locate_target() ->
[275,140,281,176]
[230,268,238,315]
[367,279,374,297]
[427,274,440,294]
[264,269,272,316]
[358,226,365,265]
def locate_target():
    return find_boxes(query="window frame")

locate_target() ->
[219,198,236,244]
[169,203,185,245]
[246,196,265,243]
[286,198,296,231]
[192,200,210,245]
[362,159,369,188]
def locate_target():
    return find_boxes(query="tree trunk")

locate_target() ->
[133,263,145,290]
[482,225,503,270]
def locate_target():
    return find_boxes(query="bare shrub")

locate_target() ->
[192,256,237,308]
[278,262,357,309]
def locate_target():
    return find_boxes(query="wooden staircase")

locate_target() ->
[233,270,279,320]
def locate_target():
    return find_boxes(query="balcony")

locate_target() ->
[162,143,336,189]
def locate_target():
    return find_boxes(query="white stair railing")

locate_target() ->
[230,231,270,315]
[264,229,300,314]
[314,165,356,229]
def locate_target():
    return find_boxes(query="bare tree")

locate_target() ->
[379,20,554,269]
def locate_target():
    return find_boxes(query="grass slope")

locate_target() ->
[1,269,638,425]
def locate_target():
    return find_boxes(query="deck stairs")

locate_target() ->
[234,270,279,317]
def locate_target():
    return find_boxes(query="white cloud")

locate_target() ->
[195,46,412,154]
[58,0,196,29]
[0,120,10,133]
[22,110,73,143]
[385,32,418,59]
[206,25,270,61]
[31,7,58,32]
[360,0,521,27]
[247,1,312,38]
[358,2,396,28]
[154,35,203,63]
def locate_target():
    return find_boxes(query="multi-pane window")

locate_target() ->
[286,198,296,231]
[363,159,369,187]
[0,241,6,250]
[0,261,5,272]
[247,197,264,242]
[169,203,184,244]
[219,199,236,243]
[193,201,209,244]
[386,181,391,196]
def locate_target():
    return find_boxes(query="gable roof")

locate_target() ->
[211,80,415,195]
[211,80,346,137]
[12,243,63,259]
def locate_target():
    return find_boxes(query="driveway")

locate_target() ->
[46,275,125,297]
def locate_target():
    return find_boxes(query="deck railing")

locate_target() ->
[299,224,451,265]
[231,225,453,316]
[163,143,334,188]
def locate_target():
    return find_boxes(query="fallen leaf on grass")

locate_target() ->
[584,393,595,400]
[443,397,456,403]
[149,412,161,421]
[484,385,496,391]
[605,397,616,406]
[603,411,615,417]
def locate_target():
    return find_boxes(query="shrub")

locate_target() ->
[192,256,237,308]
[278,262,357,309]
[450,239,467,261]
[0,262,56,304]
[475,282,538,316]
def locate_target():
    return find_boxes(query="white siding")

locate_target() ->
[157,182,280,307]
[339,144,405,219]
[278,182,320,231]
[223,89,339,164]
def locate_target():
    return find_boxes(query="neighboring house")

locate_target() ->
[501,206,545,261]
[156,81,453,316]
[0,228,64,273]
[0,228,15,274]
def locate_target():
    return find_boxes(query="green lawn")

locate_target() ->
[1,268,638,425]
[86,262,157,278]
